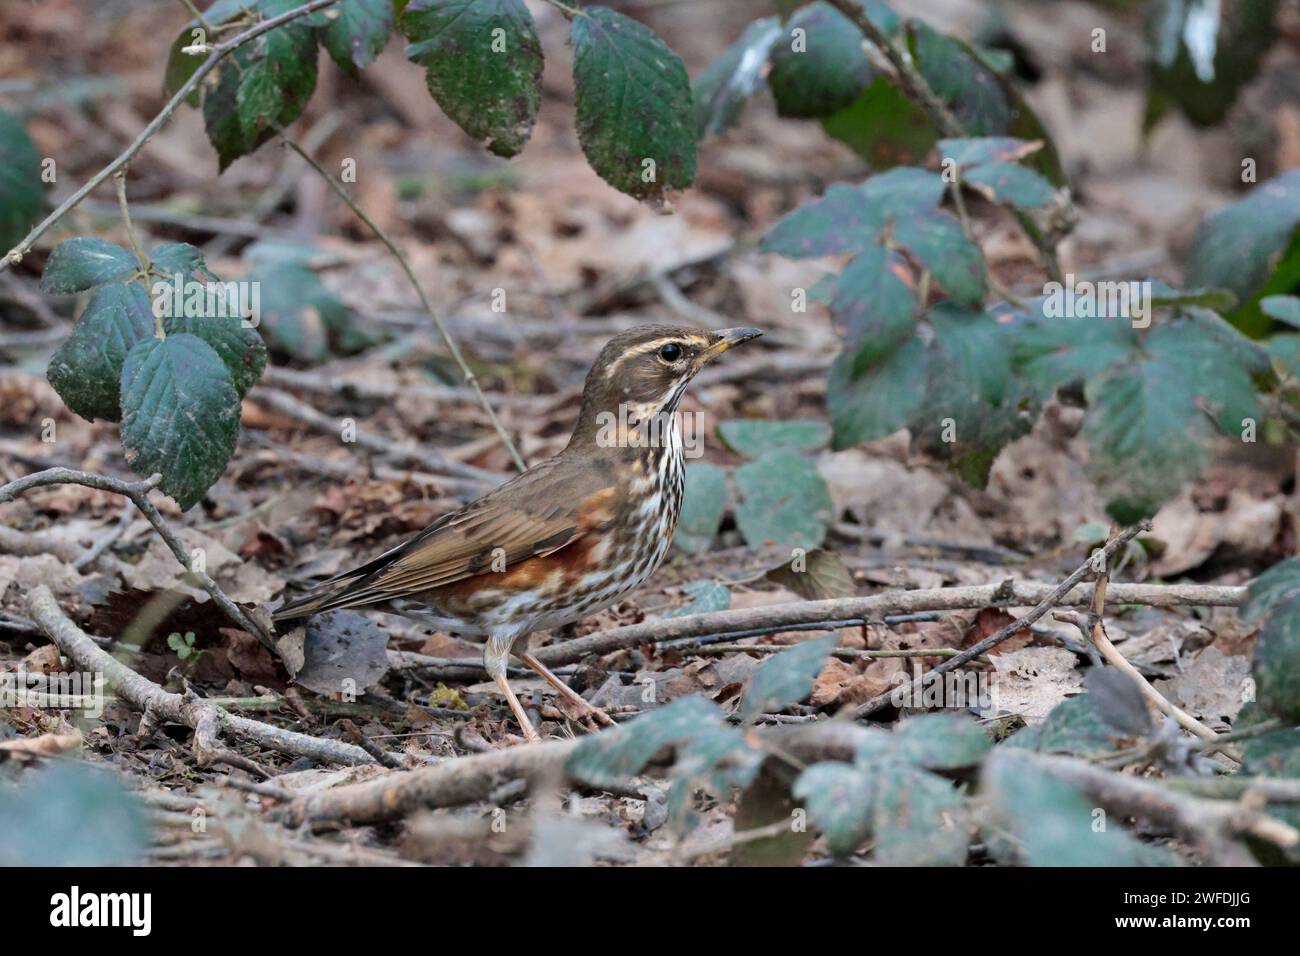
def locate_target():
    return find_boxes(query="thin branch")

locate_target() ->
[280,138,527,473]
[0,467,275,650]
[852,522,1152,718]
[27,586,377,767]
[113,170,149,271]
[0,0,345,271]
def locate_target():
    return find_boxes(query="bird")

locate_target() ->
[273,325,763,742]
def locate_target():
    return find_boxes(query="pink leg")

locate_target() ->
[519,652,615,728]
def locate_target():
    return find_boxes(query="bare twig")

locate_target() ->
[0,0,345,271]
[852,523,1152,718]
[279,139,526,473]
[0,467,275,649]
[27,586,377,767]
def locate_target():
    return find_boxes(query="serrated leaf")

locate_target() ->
[1243,558,1300,623]
[893,208,986,306]
[937,136,1042,168]
[761,183,882,259]
[821,76,936,168]
[826,335,926,448]
[1253,591,1300,722]
[767,2,872,119]
[982,749,1159,866]
[1083,358,1211,523]
[1009,305,1137,391]
[0,110,44,253]
[572,7,695,202]
[151,244,267,396]
[765,548,855,601]
[1186,170,1300,323]
[675,461,726,554]
[964,161,1054,209]
[892,713,991,770]
[40,238,139,294]
[202,0,319,170]
[717,419,830,457]
[666,579,730,618]
[832,245,916,373]
[872,765,969,865]
[0,762,149,866]
[793,761,874,856]
[1262,295,1300,328]
[47,282,156,422]
[693,17,781,139]
[567,695,724,788]
[401,0,540,158]
[733,449,834,551]
[742,633,838,720]
[119,333,241,510]
[1006,694,1118,756]
[316,0,391,75]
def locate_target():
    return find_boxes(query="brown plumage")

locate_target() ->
[274,325,762,741]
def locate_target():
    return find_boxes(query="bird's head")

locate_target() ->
[569,325,762,447]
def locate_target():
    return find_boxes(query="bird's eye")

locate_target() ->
[658,342,684,363]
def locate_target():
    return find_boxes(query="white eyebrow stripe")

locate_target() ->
[603,336,706,378]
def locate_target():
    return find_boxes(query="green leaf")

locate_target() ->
[1146,280,1239,313]
[910,22,1010,135]
[1186,170,1300,324]
[47,282,156,422]
[163,1,257,106]
[1006,693,1118,756]
[1243,558,1300,624]
[40,237,139,294]
[767,2,872,118]
[567,695,724,788]
[572,7,695,202]
[937,136,1042,168]
[693,17,781,138]
[202,0,319,170]
[119,333,241,510]
[675,461,727,554]
[401,0,541,158]
[717,419,830,456]
[741,633,838,720]
[249,259,351,362]
[733,449,834,551]
[1253,591,1300,722]
[762,184,881,259]
[872,765,969,866]
[0,110,44,253]
[666,579,730,618]
[792,761,874,856]
[151,244,267,396]
[1262,295,1300,329]
[983,750,1158,866]
[826,335,926,448]
[0,762,150,866]
[1009,303,1137,391]
[832,245,917,373]
[963,161,1055,209]
[893,208,987,307]
[316,0,391,75]
[892,713,991,770]
[1083,358,1211,522]
[1145,310,1265,435]
[822,77,937,169]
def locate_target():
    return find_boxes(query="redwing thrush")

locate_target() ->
[274,325,763,742]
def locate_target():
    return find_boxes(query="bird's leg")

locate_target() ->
[518,651,616,728]
[486,633,540,743]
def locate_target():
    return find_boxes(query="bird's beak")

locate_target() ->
[701,327,763,362]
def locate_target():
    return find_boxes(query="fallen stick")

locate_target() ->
[533,580,1242,670]
[852,523,1154,717]
[27,586,376,768]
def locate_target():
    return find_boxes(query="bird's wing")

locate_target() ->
[273,455,617,619]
